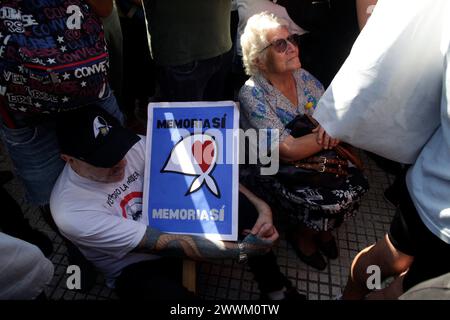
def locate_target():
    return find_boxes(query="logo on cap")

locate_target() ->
[93,116,112,138]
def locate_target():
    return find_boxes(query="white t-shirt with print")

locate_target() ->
[50,136,158,287]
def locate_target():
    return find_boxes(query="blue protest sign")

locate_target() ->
[143,101,239,240]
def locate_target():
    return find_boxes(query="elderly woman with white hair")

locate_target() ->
[239,12,368,271]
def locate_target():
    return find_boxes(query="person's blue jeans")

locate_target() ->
[0,93,124,205]
[157,50,233,102]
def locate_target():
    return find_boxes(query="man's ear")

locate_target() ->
[60,154,72,163]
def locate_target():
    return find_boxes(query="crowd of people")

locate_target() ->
[1,0,449,301]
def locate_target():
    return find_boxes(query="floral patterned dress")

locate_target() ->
[239,68,369,231]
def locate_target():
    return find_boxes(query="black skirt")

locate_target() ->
[240,166,369,231]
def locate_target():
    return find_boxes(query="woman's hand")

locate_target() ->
[313,125,340,149]
[239,184,279,242]
[242,206,279,242]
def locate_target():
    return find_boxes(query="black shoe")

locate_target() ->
[296,249,327,271]
[287,234,327,271]
[318,237,339,259]
[22,229,54,257]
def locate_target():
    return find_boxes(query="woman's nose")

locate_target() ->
[286,41,297,54]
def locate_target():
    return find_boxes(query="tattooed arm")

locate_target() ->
[134,226,273,261]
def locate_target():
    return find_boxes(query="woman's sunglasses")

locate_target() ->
[260,34,299,54]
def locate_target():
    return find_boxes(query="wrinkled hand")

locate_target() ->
[242,209,279,242]
[313,125,340,149]
[241,233,274,257]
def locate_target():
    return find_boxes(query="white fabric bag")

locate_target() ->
[313,0,450,164]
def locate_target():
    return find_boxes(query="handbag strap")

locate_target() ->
[300,155,348,166]
[293,162,348,176]
[305,113,319,127]
[335,144,364,170]
[306,114,365,170]
[291,154,349,176]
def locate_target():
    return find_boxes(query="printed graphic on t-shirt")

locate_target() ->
[0,0,109,113]
[105,171,144,222]
[119,191,143,221]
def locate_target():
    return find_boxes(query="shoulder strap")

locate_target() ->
[335,144,364,170]
[309,114,364,170]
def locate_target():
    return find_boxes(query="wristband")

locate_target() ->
[237,242,248,263]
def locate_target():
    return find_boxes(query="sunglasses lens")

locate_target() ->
[288,35,298,46]
[273,39,288,53]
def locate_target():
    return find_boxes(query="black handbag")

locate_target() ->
[276,114,363,189]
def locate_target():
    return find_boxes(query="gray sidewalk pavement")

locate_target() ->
[0,145,396,300]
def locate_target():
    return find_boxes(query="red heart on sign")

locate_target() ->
[192,140,215,173]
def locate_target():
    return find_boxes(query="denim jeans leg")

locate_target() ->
[0,122,64,205]
[157,54,228,102]
[157,61,204,101]
[97,93,125,125]
[204,50,233,101]
[0,93,123,205]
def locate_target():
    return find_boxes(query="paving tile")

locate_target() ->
[229,279,241,290]
[277,256,288,266]
[99,287,113,298]
[241,280,253,292]
[239,291,250,300]
[219,277,230,288]
[220,267,232,277]
[228,289,239,300]
[216,287,228,299]
[52,289,65,300]
[332,286,342,296]
[298,280,308,291]
[229,271,243,283]
[208,276,219,286]
[309,283,318,293]
[319,273,329,283]
[298,269,308,280]
[242,270,253,280]
[320,284,330,295]
[63,290,76,300]
[204,286,217,297]
[308,293,318,300]
[331,275,341,286]
[287,268,297,278]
